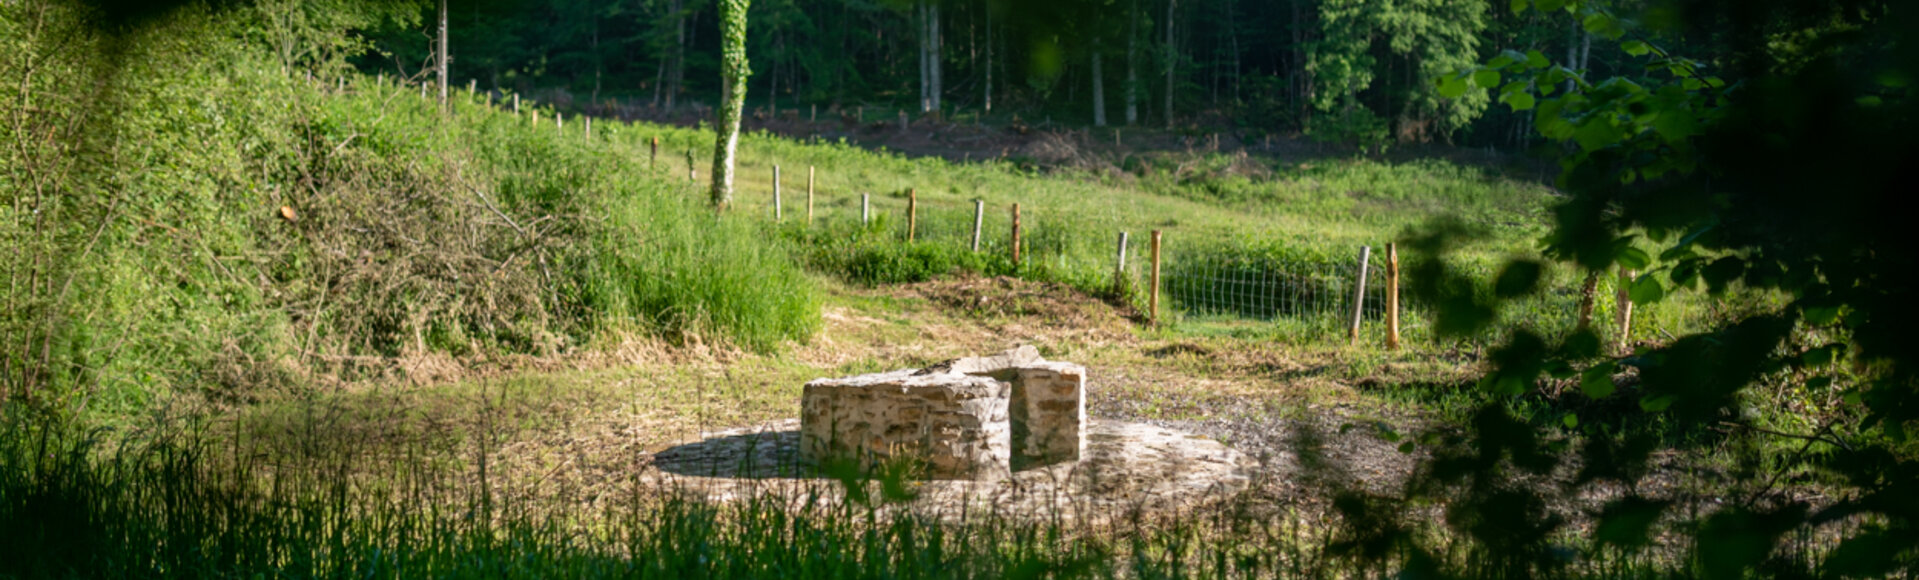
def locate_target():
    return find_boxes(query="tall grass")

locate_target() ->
[0,1,818,412]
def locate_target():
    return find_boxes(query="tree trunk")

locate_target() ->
[1227,0,1240,104]
[984,0,993,113]
[1125,0,1139,124]
[1092,42,1107,127]
[930,2,943,115]
[711,0,753,210]
[924,1,932,113]
[1564,14,1578,94]
[1291,0,1310,130]
[437,0,448,108]
[667,0,686,110]
[1164,0,1177,129]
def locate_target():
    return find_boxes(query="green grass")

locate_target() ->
[1,2,817,414]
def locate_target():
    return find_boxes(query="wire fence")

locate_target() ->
[724,158,1763,350]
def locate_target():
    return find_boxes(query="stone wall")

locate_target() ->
[800,347,1086,480]
[799,369,1012,480]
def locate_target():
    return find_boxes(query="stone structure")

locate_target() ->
[799,346,1086,480]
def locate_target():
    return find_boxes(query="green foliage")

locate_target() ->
[0,0,817,412]
[1310,0,1491,141]
[1366,0,1919,577]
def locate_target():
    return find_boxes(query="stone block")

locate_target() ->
[800,347,1086,480]
[800,369,1011,480]
[1008,362,1086,470]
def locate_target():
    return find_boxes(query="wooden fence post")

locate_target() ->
[807,166,816,224]
[862,193,871,225]
[907,188,917,241]
[1011,203,1023,265]
[773,165,783,222]
[1115,232,1131,295]
[1386,243,1400,350]
[810,104,817,122]
[650,137,659,170]
[1616,268,1636,354]
[556,112,563,132]
[1150,230,1162,326]
[1349,246,1372,347]
[585,116,591,139]
[899,110,909,132]
[971,200,984,252]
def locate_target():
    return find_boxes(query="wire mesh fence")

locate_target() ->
[745,164,1759,349]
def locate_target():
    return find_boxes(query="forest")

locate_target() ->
[361,0,1552,149]
[3,0,1916,577]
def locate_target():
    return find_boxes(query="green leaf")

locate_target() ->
[1563,414,1580,428]
[1397,441,1416,454]
[1503,91,1537,111]
[1474,69,1502,89]
[1526,50,1551,69]
[1621,40,1652,57]
[1535,0,1567,12]
[1574,118,1623,150]
[1439,75,1470,99]
[1510,0,1529,15]
[1629,275,1666,304]
[1615,246,1651,270]
[1581,362,1617,398]
[1583,12,1626,39]
[1652,110,1697,141]
[1639,395,1675,412]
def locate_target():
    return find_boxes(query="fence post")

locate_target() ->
[650,137,659,170]
[811,104,817,122]
[971,200,985,252]
[1386,243,1400,350]
[1150,230,1162,327]
[513,93,520,115]
[1115,232,1131,295]
[862,193,871,225]
[774,165,784,222]
[468,79,476,94]
[1011,203,1022,265]
[585,116,591,139]
[556,112,563,132]
[1349,246,1372,347]
[807,166,816,224]
[899,110,909,132]
[1616,268,1636,355]
[907,189,917,241]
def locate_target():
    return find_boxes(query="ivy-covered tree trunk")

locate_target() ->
[710,0,751,210]
[436,0,448,108]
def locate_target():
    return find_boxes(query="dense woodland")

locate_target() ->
[355,0,1630,148]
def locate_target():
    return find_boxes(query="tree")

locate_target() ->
[1309,0,1489,144]
[436,0,447,108]
[710,0,750,209]
[1373,0,1919,575]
